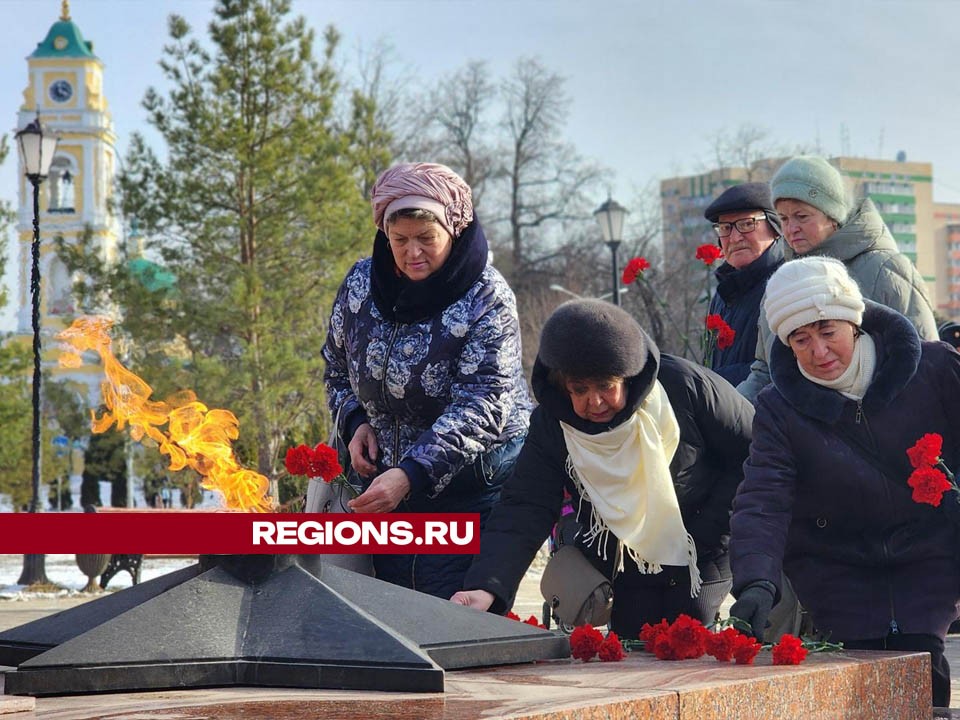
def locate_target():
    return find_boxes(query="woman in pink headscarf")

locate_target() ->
[322,162,532,599]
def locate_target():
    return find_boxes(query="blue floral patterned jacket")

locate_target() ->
[323,257,532,499]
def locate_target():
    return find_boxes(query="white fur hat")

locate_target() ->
[764,257,865,345]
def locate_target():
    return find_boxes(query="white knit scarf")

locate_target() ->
[559,380,701,597]
[798,333,877,400]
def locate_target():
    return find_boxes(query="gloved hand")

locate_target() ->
[729,582,776,641]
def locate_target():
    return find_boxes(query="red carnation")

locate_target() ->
[284,444,312,476]
[695,244,723,266]
[569,624,605,662]
[772,634,809,665]
[907,466,952,506]
[310,442,343,482]
[664,614,708,660]
[907,433,943,469]
[704,627,742,662]
[622,256,652,284]
[523,615,546,629]
[598,632,626,662]
[651,632,679,660]
[505,611,521,621]
[704,314,736,352]
[638,619,669,650]
[732,633,762,665]
[705,314,725,331]
[716,325,736,350]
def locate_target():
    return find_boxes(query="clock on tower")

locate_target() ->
[49,78,73,103]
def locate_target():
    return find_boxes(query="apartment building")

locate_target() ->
[662,155,960,321]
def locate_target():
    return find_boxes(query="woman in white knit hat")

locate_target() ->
[729,256,960,708]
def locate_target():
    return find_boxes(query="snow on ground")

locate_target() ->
[0,554,197,600]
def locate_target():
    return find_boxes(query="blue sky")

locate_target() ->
[2,0,959,330]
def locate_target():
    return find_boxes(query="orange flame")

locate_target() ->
[57,316,273,512]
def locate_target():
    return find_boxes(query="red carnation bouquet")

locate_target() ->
[637,614,763,664]
[702,313,736,367]
[569,625,626,663]
[906,433,959,507]
[624,614,839,666]
[620,252,720,363]
[285,442,358,498]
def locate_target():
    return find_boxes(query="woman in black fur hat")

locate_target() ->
[451,299,754,637]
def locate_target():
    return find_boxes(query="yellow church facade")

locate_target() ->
[15,1,121,406]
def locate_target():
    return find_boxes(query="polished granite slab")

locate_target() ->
[5,647,930,719]
[0,696,34,715]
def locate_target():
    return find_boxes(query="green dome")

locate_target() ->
[31,19,96,59]
[127,258,177,294]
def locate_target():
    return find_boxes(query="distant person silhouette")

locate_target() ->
[938,321,960,350]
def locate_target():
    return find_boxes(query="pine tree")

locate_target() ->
[0,133,34,509]
[0,343,31,509]
[58,0,387,503]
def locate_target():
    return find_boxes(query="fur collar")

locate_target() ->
[767,301,921,423]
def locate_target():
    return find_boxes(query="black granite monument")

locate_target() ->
[0,555,568,696]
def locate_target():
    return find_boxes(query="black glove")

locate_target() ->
[729,582,775,641]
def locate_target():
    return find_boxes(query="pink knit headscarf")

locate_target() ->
[371,162,474,239]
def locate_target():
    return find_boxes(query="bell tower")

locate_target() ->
[16,0,120,401]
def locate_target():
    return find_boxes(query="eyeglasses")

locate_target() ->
[712,216,766,238]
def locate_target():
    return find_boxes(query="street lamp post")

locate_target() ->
[15,115,59,586]
[593,197,629,307]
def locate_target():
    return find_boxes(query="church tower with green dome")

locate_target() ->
[15,0,121,404]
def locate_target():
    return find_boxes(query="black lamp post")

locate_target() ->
[594,197,628,307]
[15,115,59,586]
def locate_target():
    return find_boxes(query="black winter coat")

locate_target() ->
[730,302,960,640]
[463,346,754,612]
[708,240,784,386]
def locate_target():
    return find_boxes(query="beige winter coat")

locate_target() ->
[737,198,937,403]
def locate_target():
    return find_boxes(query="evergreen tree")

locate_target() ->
[80,431,126,509]
[0,134,34,509]
[43,381,91,510]
[0,343,31,509]
[58,0,388,503]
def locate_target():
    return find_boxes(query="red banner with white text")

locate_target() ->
[0,513,480,554]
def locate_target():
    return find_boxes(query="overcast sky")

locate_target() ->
[2,0,958,330]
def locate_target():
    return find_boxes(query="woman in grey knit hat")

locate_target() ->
[737,155,937,403]
[452,300,754,638]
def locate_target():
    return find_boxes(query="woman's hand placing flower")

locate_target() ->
[348,467,410,513]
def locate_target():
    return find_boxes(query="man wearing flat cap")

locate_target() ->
[703,182,784,386]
